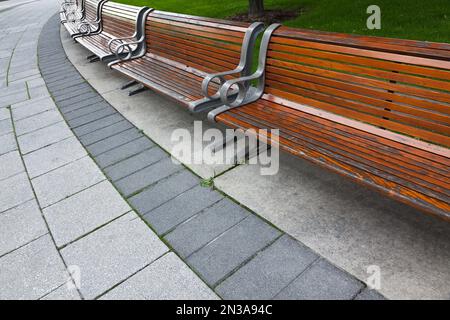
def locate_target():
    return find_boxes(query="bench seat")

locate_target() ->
[211,26,450,220]
[110,11,263,111]
[112,54,221,105]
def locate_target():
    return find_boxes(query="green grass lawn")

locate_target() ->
[116,0,450,43]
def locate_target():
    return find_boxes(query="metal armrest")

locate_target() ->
[108,37,137,53]
[77,20,98,35]
[201,22,264,99]
[112,40,142,61]
[207,24,282,122]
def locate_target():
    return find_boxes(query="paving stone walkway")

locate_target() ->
[0,0,385,300]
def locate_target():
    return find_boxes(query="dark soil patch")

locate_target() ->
[229,8,303,24]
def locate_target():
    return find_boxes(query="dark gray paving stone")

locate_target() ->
[67,106,116,128]
[165,198,249,258]
[187,215,281,286]
[115,157,182,197]
[354,288,386,300]
[55,89,96,105]
[104,145,167,181]
[45,72,82,85]
[143,185,223,235]
[79,120,133,146]
[73,114,124,137]
[53,86,93,101]
[52,83,91,98]
[63,102,111,121]
[128,170,199,214]
[216,235,318,300]
[57,91,98,108]
[85,127,141,156]
[274,259,365,300]
[59,96,104,113]
[94,137,154,168]
[47,78,86,92]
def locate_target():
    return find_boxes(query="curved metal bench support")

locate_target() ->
[72,0,109,39]
[188,21,265,113]
[107,7,154,67]
[207,23,281,122]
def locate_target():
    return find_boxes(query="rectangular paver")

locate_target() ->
[128,170,199,214]
[23,136,86,178]
[0,150,24,181]
[216,235,319,300]
[86,127,142,157]
[11,96,56,120]
[67,106,116,128]
[79,120,133,146]
[164,198,249,258]
[0,133,17,156]
[101,253,218,300]
[0,235,67,300]
[0,118,13,136]
[95,137,155,168]
[143,185,223,235]
[14,109,63,136]
[60,212,168,299]
[0,172,34,213]
[187,215,281,286]
[73,114,125,137]
[17,121,73,154]
[44,181,131,247]
[0,200,47,257]
[274,259,365,300]
[31,156,105,208]
[115,157,183,197]
[103,146,166,181]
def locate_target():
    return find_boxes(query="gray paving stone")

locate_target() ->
[60,212,168,299]
[0,107,9,120]
[129,170,199,214]
[115,157,183,197]
[274,259,365,300]
[104,146,168,182]
[79,120,133,145]
[0,133,17,156]
[0,200,47,257]
[27,78,46,89]
[23,136,87,178]
[143,185,223,235]
[101,253,218,300]
[165,198,249,258]
[54,87,94,103]
[67,105,116,128]
[187,215,281,286]
[15,109,63,136]
[40,284,81,300]
[0,150,23,181]
[0,118,13,136]
[0,235,67,300]
[17,121,73,154]
[28,85,50,99]
[64,102,110,121]
[44,180,131,247]
[58,91,98,108]
[0,90,28,107]
[95,137,155,168]
[11,96,56,120]
[86,127,143,157]
[354,288,386,300]
[73,114,124,137]
[0,172,34,213]
[216,235,319,300]
[32,157,105,208]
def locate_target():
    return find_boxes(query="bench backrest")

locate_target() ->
[101,2,140,37]
[84,0,100,20]
[264,27,450,148]
[145,11,251,75]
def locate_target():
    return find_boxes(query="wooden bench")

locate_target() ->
[108,11,264,112]
[75,3,151,62]
[209,25,450,221]
[62,0,105,38]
